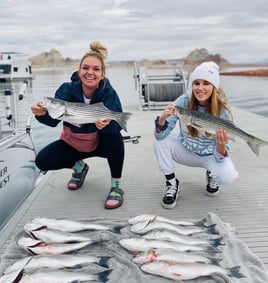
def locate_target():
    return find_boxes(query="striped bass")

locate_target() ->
[130,219,217,236]
[142,230,223,247]
[43,96,132,132]
[119,238,217,253]
[24,223,91,243]
[141,261,245,281]
[17,237,92,255]
[29,217,123,234]
[4,254,110,274]
[128,214,197,226]
[176,105,268,156]
[0,269,112,283]
[132,249,219,265]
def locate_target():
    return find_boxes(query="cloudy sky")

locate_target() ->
[1,0,267,63]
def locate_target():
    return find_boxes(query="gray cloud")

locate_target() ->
[0,0,267,63]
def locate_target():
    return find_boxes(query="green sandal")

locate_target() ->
[104,187,124,209]
[67,164,89,190]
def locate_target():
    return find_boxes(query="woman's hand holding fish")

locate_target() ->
[31,102,47,116]
[95,118,111,130]
[216,129,228,156]
[158,103,176,126]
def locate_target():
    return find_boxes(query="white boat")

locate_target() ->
[0,81,41,230]
[0,52,34,82]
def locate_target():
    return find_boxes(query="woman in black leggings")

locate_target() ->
[31,41,125,209]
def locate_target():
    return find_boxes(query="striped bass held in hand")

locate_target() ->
[176,106,268,156]
[141,261,245,282]
[43,96,132,132]
[4,254,111,274]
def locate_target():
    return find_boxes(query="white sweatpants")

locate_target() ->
[153,136,239,185]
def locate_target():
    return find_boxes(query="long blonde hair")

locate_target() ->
[187,87,233,137]
[79,41,108,75]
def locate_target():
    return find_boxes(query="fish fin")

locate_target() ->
[98,256,111,268]
[111,225,125,234]
[12,270,24,283]
[97,269,113,282]
[247,138,268,157]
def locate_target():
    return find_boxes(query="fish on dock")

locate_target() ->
[130,218,217,236]
[141,261,245,281]
[4,254,111,274]
[42,96,132,132]
[176,105,268,156]
[29,217,124,234]
[17,237,92,255]
[119,238,217,253]
[24,222,91,243]
[0,268,112,283]
[142,230,223,247]
[128,214,198,226]
[133,249,219,265]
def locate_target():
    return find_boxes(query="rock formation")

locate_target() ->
[183,48,231,71]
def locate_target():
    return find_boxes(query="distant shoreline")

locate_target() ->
[220,68,268,77]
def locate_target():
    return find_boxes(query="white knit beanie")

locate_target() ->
[190,61,220,89]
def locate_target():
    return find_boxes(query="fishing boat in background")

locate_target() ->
[0,81,42,231]
[0,52,34,82]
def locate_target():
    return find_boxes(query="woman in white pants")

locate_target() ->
[154,61,239,209]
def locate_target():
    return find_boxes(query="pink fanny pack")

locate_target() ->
[60,126,99,152]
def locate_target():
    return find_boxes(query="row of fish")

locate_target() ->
[0,217,117,282]
[119,214,245,282]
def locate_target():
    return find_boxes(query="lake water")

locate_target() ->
[1,66,268,152]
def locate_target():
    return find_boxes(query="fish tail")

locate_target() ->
[97,269,113,282]
[111,225,125,234]
[194,218,207,227]
[208,257,221,265]
[98,256,111,268]
[212,237,225,247]
[247,138,268,157]
[205,246,221,253]
[228,265,245,278]
[117,112,132,132]
[205,224,219,235]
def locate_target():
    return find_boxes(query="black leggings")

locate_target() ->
[35,134,124,178]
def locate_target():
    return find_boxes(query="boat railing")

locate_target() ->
[133,62,188,110]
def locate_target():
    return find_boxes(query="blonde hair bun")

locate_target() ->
[89,41,108,60]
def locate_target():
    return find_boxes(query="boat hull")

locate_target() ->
[0,134,39,230]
